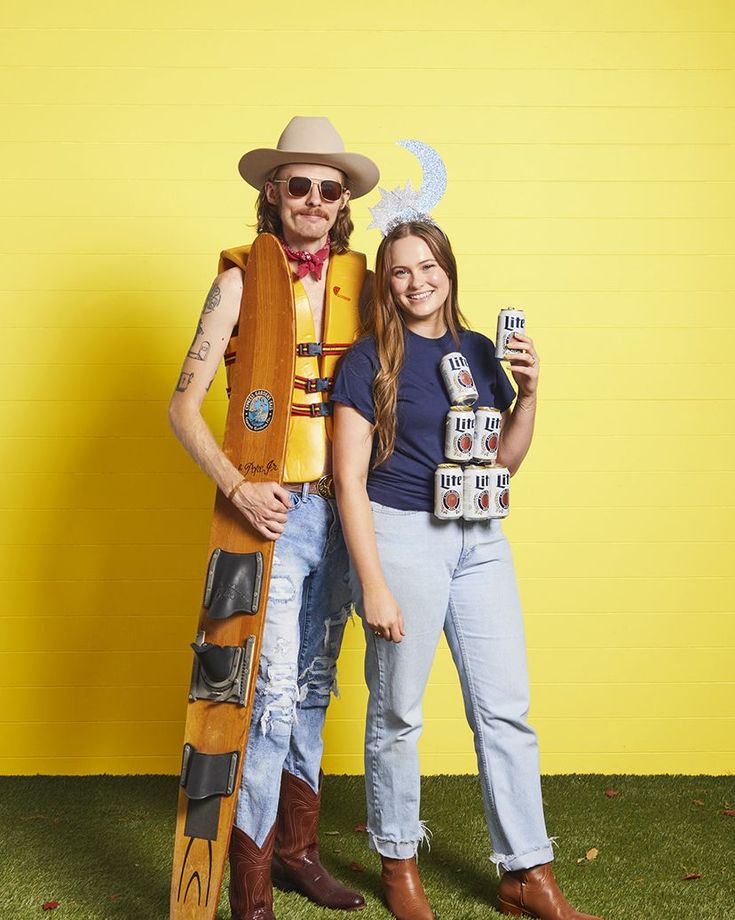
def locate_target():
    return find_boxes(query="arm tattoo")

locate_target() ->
[203,283,221,314]
[176,371,194,392]
[187,340,211,361]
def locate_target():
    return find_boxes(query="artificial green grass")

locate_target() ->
[1,775,733,919]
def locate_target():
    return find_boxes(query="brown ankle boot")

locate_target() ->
[497,862,602,919]
[271,770,366,910]
[228,824,277,920]
[381,856,435,920]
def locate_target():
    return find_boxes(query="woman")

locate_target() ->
[331,221,601,920]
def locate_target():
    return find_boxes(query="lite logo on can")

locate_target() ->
[434,464,464,519]
[473,407,501,463]
[495,309,526,360]
[463,466,491,520]
[440,352,479,406]
[489,466,511,518]
[445,407,476,462]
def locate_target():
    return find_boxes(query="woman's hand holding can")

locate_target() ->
[505,333,539,400]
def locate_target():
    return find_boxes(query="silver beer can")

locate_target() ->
[462,465,492,521]
[440,352,479,406]
[488,466,511,519]
[495,309,526,360]
[434,464,464,520]
[444,406,476,462]
[473,406,502,463]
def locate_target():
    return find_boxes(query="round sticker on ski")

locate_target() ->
[243,389,274,432]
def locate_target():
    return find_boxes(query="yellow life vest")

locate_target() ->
[219,242,366,482]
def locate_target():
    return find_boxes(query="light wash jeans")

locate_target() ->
[353,501,554,872]
[234,492,352,846]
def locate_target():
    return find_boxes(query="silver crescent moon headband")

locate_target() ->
[367,140,448,236]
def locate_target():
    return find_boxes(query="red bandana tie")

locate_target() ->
[279,239,331,281]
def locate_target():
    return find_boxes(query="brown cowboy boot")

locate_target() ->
[381,856,435,920]
[228,824,277,920]
[272,770,366,910]
[498,862,602,919]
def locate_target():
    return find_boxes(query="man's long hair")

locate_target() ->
[255,168,354,253]
[365,221,470,467]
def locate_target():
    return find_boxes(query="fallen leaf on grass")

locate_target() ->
[324,830,340,836]
[577,848,599,863]
[683,873,702,881]
[42,903,60,911]
[354,823,367,833]
[722,809,735,817]
[692,799,705,807]
[349,861,364,873]
[604,789,619,798]
[109,894,121,901]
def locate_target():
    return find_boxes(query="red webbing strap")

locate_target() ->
[293,375,333,393]
[290,403,332,418]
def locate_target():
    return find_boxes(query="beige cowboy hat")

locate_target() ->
[238,116,379,199]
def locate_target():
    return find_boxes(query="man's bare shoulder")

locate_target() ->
[218,265,245,295]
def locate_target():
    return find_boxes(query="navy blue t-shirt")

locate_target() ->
[331,327,516,511]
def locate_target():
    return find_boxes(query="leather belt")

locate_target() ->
[284,474,335,500]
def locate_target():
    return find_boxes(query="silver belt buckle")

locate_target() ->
[315,474,335,499]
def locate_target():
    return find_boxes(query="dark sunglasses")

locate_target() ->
[272,176,345,203]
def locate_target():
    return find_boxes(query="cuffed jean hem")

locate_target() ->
[368,832,421,860]
[492,842,555,873]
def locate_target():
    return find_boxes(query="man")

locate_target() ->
[168,116,379,920]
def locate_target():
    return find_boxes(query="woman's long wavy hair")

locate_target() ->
[366,221,470,467]
[255,167,354,253]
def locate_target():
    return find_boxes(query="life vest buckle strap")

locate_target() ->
[291,402,333,418]
[294,375,333,394]
[296,342,323,357]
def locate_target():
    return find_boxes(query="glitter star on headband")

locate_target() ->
[367,140,448,236]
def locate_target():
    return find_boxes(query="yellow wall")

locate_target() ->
[1,1,734,775]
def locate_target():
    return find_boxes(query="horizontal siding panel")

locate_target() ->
[2,291,734,330]
[0,542,732,580]
[331,681,735,721]
[3,716,731,759]
[1,507,733,546]
[1,576,732,617]
[3,214,735,252]
[1,364,734,404]
[3,251,735,291]
[4,178,735,219]
[2,433,734,473]
[1,647,732,688]
[2,31,735,70]
[322,715,735,754]
[3,612,732,654]
[7,68,735,108]
[3,1,735,32]
[1,400,734,440]
[6,326,735,366]
[3,105,735,146]
[4,680,732,723]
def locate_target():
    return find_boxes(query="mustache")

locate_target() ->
[297,209,329,219]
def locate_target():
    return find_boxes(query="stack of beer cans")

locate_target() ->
[434,310,524,521]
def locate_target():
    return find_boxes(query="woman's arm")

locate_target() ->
[496,332,540,476]
[332,403,405,643]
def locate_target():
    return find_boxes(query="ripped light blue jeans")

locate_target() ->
[234,492,352,846]
[353,502,554,872]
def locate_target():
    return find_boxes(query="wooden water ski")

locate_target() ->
[170,233,295,920]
